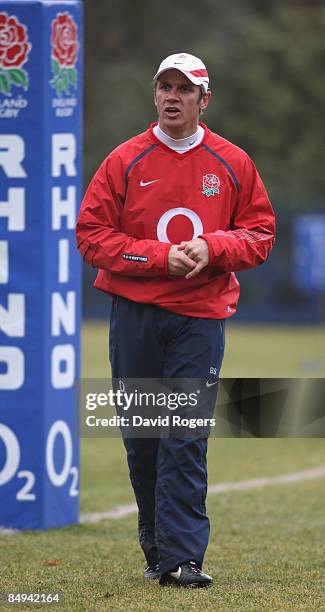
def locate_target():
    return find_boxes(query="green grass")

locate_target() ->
[80,438,325,514]
[1,448,325,611]
[82,321,325,378]
[1,323,325,610]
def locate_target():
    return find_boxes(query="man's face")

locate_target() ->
[154,69,211,139]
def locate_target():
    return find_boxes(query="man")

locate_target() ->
[77,52,275,588]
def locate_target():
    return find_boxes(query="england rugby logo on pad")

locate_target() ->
[50,12,79,97]
[0,12,31,96]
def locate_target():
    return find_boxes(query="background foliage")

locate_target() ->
[84,0,325,208]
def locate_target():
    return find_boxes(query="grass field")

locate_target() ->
[82,321,325,379]
[1,323,325,611]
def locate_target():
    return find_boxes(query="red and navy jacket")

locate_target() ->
[76,122,275,318]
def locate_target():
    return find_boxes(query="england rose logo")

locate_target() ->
[0,12,31,96]
[202,174,220,197]
[50,12,79,97]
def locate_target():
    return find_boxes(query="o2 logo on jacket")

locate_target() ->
[157,207,203,243]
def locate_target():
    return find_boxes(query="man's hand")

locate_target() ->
[177,238,210,279]
[168,245,197,276]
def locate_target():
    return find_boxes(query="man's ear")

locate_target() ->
[200,90,212,111]
[153,83,158,107]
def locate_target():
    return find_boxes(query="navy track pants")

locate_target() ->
[109,295,225,577]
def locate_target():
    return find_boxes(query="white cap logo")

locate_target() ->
[153,53,209,93]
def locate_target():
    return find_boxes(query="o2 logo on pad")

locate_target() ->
[0,421,79,501]
[0,12,31,99]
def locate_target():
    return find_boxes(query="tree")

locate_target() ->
[197,4,325,208]
[84,1,325,209]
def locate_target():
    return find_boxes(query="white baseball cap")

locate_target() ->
[153,52,209,94]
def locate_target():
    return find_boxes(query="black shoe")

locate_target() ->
[160,561,213,588]
[144,563,160,580]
